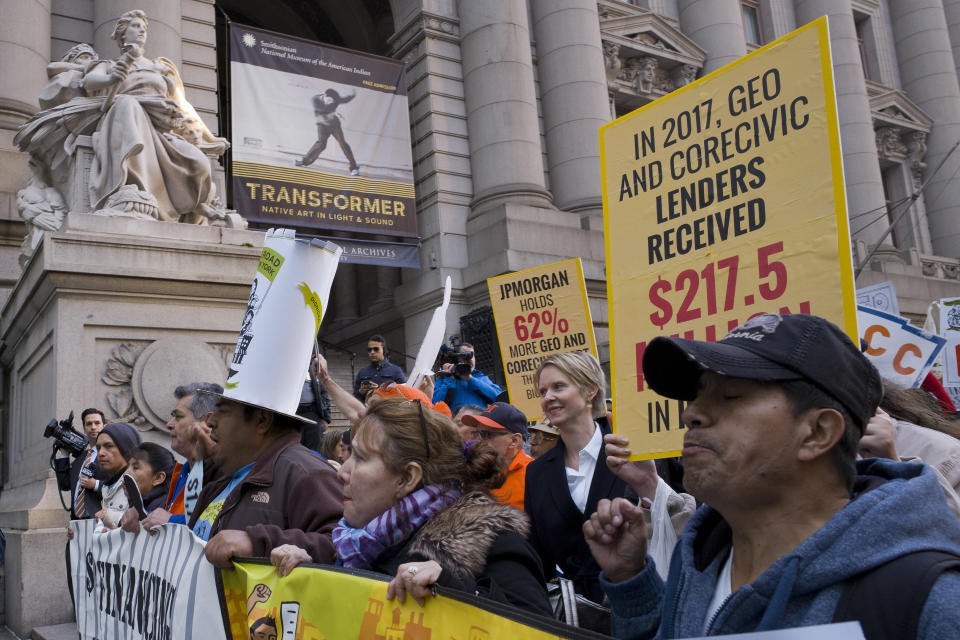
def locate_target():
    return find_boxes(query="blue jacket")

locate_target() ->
[601,459,960,638]
[432,370,502,410]
[353,359,406,400]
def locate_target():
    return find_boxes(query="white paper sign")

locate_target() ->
[69,521,226,640]
[225,229,342,416]
[856,281,900,317]
[408,276,452,388]
[940,297,960,386]
[858,306,946,388]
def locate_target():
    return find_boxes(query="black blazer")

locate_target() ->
[54,453,101,519]
[523,418,627,604]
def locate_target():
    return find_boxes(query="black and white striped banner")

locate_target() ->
[68,520,226,640]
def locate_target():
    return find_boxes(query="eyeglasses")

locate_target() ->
[367,346,381,352]
[477,430,506,440]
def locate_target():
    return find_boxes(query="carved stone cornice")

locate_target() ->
[388,10,461,62]
[869,85,934,133]
[599,3,705,107]
[921,255,960,281]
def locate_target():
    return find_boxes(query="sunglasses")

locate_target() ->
[477,430,507,440]
[367,346,382,352]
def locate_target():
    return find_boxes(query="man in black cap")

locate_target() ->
[584,313,960,638]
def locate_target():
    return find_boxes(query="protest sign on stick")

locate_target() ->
[940,297,960,386]
[856,281,900,316]
[600,17,857,459]
[487,259,598,419]
[857,306,945,388]
[408,275,452,389]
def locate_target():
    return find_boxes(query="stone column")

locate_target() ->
[889,0,960,257]
[795,0,890,248]
[677,0,747,73]
[0,0,50,131]
[456,0,552,212]
[94,0,182,69]
[529,0,609,215]
[944,0,960,78]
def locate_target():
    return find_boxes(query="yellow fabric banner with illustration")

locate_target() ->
[600,17,858,459]
[219,560,603,640]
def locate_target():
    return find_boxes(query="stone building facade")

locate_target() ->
[1,0,960,633]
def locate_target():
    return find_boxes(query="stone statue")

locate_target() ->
[17,158,66,268]
[621,57,659,94]
[13,9,242,265]
[602,41,622,82]
[672,64,698,89]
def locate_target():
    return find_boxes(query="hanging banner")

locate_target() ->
[218,559,606,640]
[68,521,226,640]
[487,259,598,419]
[229,24,417,236]
[856,281,900,317]
[857,306,945,388]
[600,16,856,459]
[315,236,420,269]
[940,297,960,385]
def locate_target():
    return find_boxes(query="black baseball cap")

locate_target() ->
[642,313,882,429]
[462,402,529,436]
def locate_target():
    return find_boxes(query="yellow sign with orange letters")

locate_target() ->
[600,17,858,459]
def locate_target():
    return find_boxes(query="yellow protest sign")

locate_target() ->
[218,559,604,639]
[487,259,598,419]
[600,17,857,459]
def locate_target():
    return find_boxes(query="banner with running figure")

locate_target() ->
[68,520,226,640]
[229,24,417,236]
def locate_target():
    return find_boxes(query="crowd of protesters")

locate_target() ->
[57,317,960,638]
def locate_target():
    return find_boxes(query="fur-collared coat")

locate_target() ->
[370,491,553,617]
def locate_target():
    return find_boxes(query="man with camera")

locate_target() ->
[53,408,106,519]
[432,342,503,413]
[353,334,406,401]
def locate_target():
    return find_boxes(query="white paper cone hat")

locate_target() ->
[216,228,342,423]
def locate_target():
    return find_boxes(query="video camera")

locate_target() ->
[43,411,87,457]
[438,336,474,379]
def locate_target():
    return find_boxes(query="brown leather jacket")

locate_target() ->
[189,430,342,563]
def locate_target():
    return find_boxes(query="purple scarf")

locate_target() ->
[332,484,460,569]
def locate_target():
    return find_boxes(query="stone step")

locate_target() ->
[30,622,76,640]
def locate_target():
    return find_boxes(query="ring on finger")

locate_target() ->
[406,566,418,576]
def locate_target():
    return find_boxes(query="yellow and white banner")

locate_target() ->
[487,259,598,419]
[600,17,857,459]
[218,559,606,640]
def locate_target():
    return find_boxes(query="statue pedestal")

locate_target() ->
[0,212,264,636]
